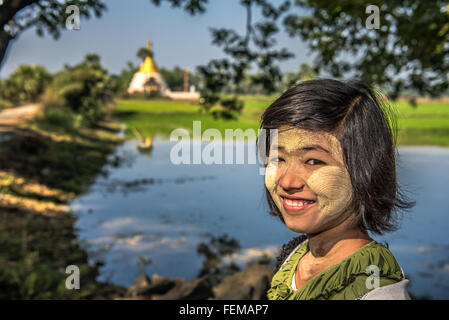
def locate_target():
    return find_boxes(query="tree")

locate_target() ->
[42,53,114,122]
[113,61,138,96]
[0,0,107,68]
[153,0,294,114]
[283,0,449,99]
[136,47,153,61]
[0,64,52,103]
[152,0,449,99]
[198,0,293,106]
[284,62,317,89]
[159,66,200,92]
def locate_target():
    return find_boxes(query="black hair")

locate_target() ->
[260,79,415,235]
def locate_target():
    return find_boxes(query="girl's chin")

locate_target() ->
[281,211,327,235]
[282,217,314,234]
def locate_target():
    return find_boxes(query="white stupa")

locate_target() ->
[127,40,200,101]
[127,40,169,95]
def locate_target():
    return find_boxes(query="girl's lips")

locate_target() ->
[281,196,316,212]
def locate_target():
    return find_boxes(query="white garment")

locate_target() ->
[358,279,411,300]
[291,271,298,291]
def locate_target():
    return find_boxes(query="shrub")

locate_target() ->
[0,99,14,110]
[220,97,244,113]
[41,54,114,123]
[36,107,85,132]
[0,65,52,104]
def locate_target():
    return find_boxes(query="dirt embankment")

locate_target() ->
[0,103,126,299]
[0,104,42,133]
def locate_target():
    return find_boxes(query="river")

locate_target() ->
[73,139,449,299]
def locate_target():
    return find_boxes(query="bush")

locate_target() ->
[0,65,52,105]
[220,97,244,113]
[0,99,14,110]
[211,109,238,120]
[41,54,114,123]
[36,107,85,132]
[199,94,220,113]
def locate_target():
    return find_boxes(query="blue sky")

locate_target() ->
[1,0,314,78]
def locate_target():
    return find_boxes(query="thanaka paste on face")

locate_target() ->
[306,165,353,218]
[265,127,353,220]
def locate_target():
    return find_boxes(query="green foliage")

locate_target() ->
[284,63,318,89]
[200,93,221,113]
[42,54,114,122]
[159,66,201,92]
[136,47,154,60]
[0,64,52,104]
[0,0,107,67]
[166,0,293,113]
[154,0,449,100]
[0,98,14,110]
[220,97,244,113]
[197,1,293,100]
[284,0,449,98]
[159,66,184,91]
[197,59,232,111]
[151,0,208,15]
[36,107,86,133]
[209,96,245,121]
[112,61,138,97]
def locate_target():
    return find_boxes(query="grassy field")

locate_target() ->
[394,101,449,145]
[115,96,449,146]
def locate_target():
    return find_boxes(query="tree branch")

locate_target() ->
[0,0,40,27]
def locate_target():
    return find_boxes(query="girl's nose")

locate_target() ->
[279,164,306,193]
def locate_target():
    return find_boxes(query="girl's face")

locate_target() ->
[265,127,354,234]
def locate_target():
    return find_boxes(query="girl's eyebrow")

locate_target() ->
[302,145,330,154]
[274,144,330,154]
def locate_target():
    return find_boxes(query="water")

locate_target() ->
[73,140,449,299]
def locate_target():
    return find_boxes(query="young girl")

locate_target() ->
[261,79,414,300]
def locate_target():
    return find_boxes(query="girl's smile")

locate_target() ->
[280,195,316,212]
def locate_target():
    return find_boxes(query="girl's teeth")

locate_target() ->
[285,199,307,206]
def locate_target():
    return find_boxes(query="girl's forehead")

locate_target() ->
[273,127,344,164]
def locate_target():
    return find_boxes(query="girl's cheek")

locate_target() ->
[265,162,279,193]
[306,166,353,218]
[265,163,286,211]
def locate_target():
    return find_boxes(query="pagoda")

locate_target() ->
[127,40,200,101]
[127,40,169,95]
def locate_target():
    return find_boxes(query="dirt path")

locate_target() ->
[0,104,42,133]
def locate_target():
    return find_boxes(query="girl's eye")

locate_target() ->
[306,159,325,165]
[269,157,284,163]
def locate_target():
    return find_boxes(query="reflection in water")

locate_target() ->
[73,140,449,299]
[96,176,216,195]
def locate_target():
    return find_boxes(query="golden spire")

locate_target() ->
[139,40,158,73]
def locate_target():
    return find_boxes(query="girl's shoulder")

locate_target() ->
[272,234,308,275]
[325,240,407,300]
[269,238,407,300]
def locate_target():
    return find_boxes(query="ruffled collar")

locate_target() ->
[267,239,404,300]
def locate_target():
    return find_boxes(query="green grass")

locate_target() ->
[392,101,449,146]
[115,98,264,139]
[115,97,449,146]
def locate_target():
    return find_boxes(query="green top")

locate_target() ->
[267,240,404,300]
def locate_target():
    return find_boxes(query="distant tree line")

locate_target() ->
[0,55,317,112]
[1,0,448,104]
